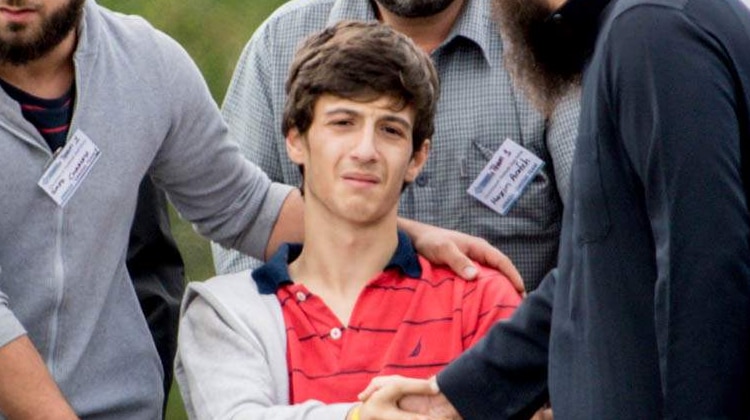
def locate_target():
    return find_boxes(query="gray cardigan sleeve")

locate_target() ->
[146,29,293,261]
[175,274,354,419]
[211,16,288,275]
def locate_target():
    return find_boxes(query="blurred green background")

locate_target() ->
[97,0,289,418]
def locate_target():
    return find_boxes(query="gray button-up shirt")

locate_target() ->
[213,0,580,290]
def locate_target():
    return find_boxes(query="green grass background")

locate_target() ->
[97,0,289,418]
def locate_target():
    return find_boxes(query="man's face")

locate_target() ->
[493,0,583,116]
[374,0,457,18]
[286,94,429,226]
[0,0,84,65]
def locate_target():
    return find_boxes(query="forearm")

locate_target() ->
[0,335,77,419]
[438,271,555,420]
[265,188,304,260]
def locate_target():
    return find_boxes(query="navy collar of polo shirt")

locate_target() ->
[252,230,423,295]
[543,0,614,66]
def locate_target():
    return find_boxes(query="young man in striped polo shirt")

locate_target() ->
[175,20,522,420]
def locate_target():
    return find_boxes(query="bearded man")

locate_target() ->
[360,0,750,418]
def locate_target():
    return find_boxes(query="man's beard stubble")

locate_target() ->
[374,0,457,18]
[0,0,85,65]
[492,0,585,117]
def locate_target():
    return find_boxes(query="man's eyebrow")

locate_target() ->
[324,108,358,117]
[381,115,412,130]
[324,108,412,129]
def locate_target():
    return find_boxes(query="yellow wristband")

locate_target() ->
[350,404,361,420]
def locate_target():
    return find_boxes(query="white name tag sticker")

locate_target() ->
[38,129,101,207]
[467,138,544,215]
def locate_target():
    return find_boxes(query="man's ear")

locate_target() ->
[405,139,431,183]
[285,128,307,165]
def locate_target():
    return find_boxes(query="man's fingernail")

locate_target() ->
[463,266,477,278]
[430,377,440,392]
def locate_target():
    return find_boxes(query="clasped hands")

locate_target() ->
[347,375,461,420]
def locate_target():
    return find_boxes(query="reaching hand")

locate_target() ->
[398,218,525,294]
[358,376,462,420]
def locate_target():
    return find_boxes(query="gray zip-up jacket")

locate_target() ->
[0,0,291,417]
[175,272,354,419]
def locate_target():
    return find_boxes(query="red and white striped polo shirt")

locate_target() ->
[252,232,522,404]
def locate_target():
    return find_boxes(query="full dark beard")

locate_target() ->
[492,0,584,117]
[0,0,85,65]
[374,0,457,18]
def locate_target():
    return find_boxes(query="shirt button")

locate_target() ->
[329,327,342,340]
[416,173,428,187]
[295,291,306,302]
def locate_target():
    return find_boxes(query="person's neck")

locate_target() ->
[0,30,77,99]
[288,208,399,324]
[374,0,465,54]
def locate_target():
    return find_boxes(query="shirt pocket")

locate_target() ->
[463,138,560,237]
[571,132,611,243]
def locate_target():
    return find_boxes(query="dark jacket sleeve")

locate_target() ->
[437,269,554,420]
